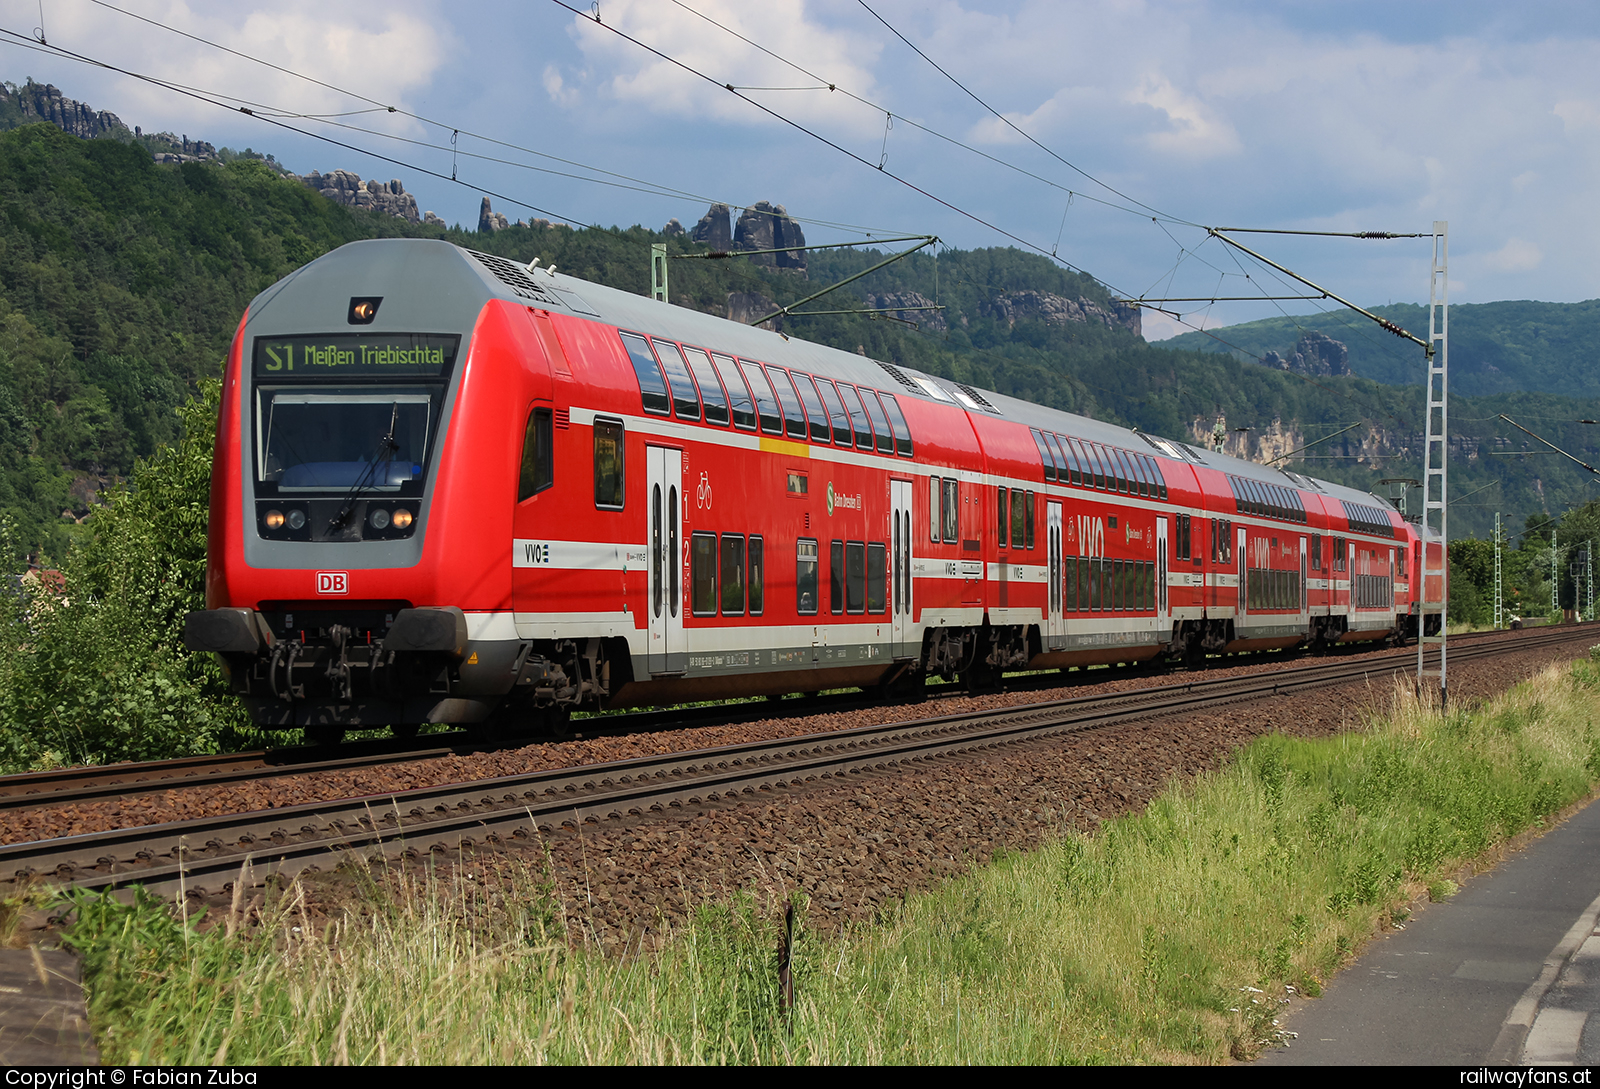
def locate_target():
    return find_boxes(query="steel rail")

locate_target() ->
[3,625,1589,900]
[0,626,1526,811]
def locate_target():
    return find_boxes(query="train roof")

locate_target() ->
[252,238,1404,523]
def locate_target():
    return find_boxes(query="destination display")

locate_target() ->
[253,334,460,378]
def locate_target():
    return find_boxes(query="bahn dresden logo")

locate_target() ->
[316,571,349,595]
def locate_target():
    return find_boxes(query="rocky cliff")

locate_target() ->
[300,170,420,222]
[1261,332,1351,377]
[983,289,1141,337]
[0,79,125,139]
[684,201,807,274]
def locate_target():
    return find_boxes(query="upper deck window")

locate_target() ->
[739,360,783,434]
[769,366,808,439]
[815,379,854,448]
[649,338,702,421]
[879,394,914,457]
[682,347,729,426]
[837,384,874,450]
[792,373,832,443]
[714,353,756,430]
[619,332,670,415]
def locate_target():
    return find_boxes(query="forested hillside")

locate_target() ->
[2,110,1597,559]
[1159,300,1600,399]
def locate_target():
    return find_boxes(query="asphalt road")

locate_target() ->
[1258,794,1600,1066]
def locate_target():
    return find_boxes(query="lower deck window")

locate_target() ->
[748,537,765,615]
[867,542,886,613]
[720,535,745,615]
[691,533,717,616]
[797,539,818,615]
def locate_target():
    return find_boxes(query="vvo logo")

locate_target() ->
[316,571,349,595]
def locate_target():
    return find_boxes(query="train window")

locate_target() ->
[651,484,663,618]
[650,339,702,421]
[1065,556,1077,611]
[797,538,819,615]
[942,478,960,543]
[1133,455,1152,498]
[838,383,874,449]
[621,332,671,415]
[930,477,941,543]
[1044,433,1069,484]
[787,472,808,495]
[880,394,914,457]
[720,534,745,616]
[1056,436,1079,486]
[518,407,553,501]
[748,537,765,615]
[846,541,866,613]
[1087,443,1109,490]
[683,347,729,426]
[1011,489,1026,550]
[997,487,1008,549]
[1112,449,1133,494]
[830,540,844,614]
[867,542,887,613]
[715,353,757,430]
[862,391,895,455]
[1025,491,1035,549]
[1176,514,1192,561]
[1089,557,1101,611]
[793,374,832,443]
[1150,456,1168,500]
[1220,520,1232,563]
[669,483,680,617]
[739,361,783,434]
[815,379,854,447]
[1311,534,1323,571]
[691,533,718,616]
[593,418,624,510]
[1033,430,1056,483]
[770,368,808,440]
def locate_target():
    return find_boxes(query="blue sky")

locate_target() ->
[4,0,1599,340]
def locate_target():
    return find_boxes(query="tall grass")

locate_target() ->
[57,658,1600,1064]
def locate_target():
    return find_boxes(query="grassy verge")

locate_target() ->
[53,657,1600,1064]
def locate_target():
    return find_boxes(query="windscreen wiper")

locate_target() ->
[328,402,399,532]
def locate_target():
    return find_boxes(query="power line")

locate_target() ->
[854,0,1186,225]
[547,0,1139,301]
[72,0,917,242]
[663,0,1177,227]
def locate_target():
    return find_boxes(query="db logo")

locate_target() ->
[316,571,349,595]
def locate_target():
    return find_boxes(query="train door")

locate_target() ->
[1156,517,1169,621]
[891,479,915,659]
[1047,501,1064,649]
[1237,526,1249,617]
[647,445,684,675]
[1301,538,1309,618]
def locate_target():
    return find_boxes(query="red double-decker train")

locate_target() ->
[182,238,1439,741]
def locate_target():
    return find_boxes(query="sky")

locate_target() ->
[3,0,1600,341]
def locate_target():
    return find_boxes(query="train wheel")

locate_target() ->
[1183,642,1207,672]
[305,724,345,747]
[390,723,421,742]
[539,707,572,739]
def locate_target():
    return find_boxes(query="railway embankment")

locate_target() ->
[14,631,1596,1063]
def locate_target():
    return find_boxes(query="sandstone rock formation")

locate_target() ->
[690,204,733,251]
[727,291,779,330]
[478,196,509,233]
[301,170,420,222]
[983,290,1140,337]
[734,201,807,273]
[424,211,446,227]
[1261,333,1350,376]
[866,291,946,332]
[1,80,125,139]
[662,218,686,236]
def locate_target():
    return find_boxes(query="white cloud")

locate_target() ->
[1478,238,1543,274]
[550,0,885,137]
[1126,74,1240,158]
[12,1,455,135]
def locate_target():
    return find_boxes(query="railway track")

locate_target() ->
[3,623,1590,901]
[0,625,1534,814]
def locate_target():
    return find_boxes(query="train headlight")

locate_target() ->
[369,508,391,530]
[286,509,307,530]
[392,509,414,529]
[264,510,285,530]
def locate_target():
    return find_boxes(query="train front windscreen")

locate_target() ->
[249,333,459,542]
